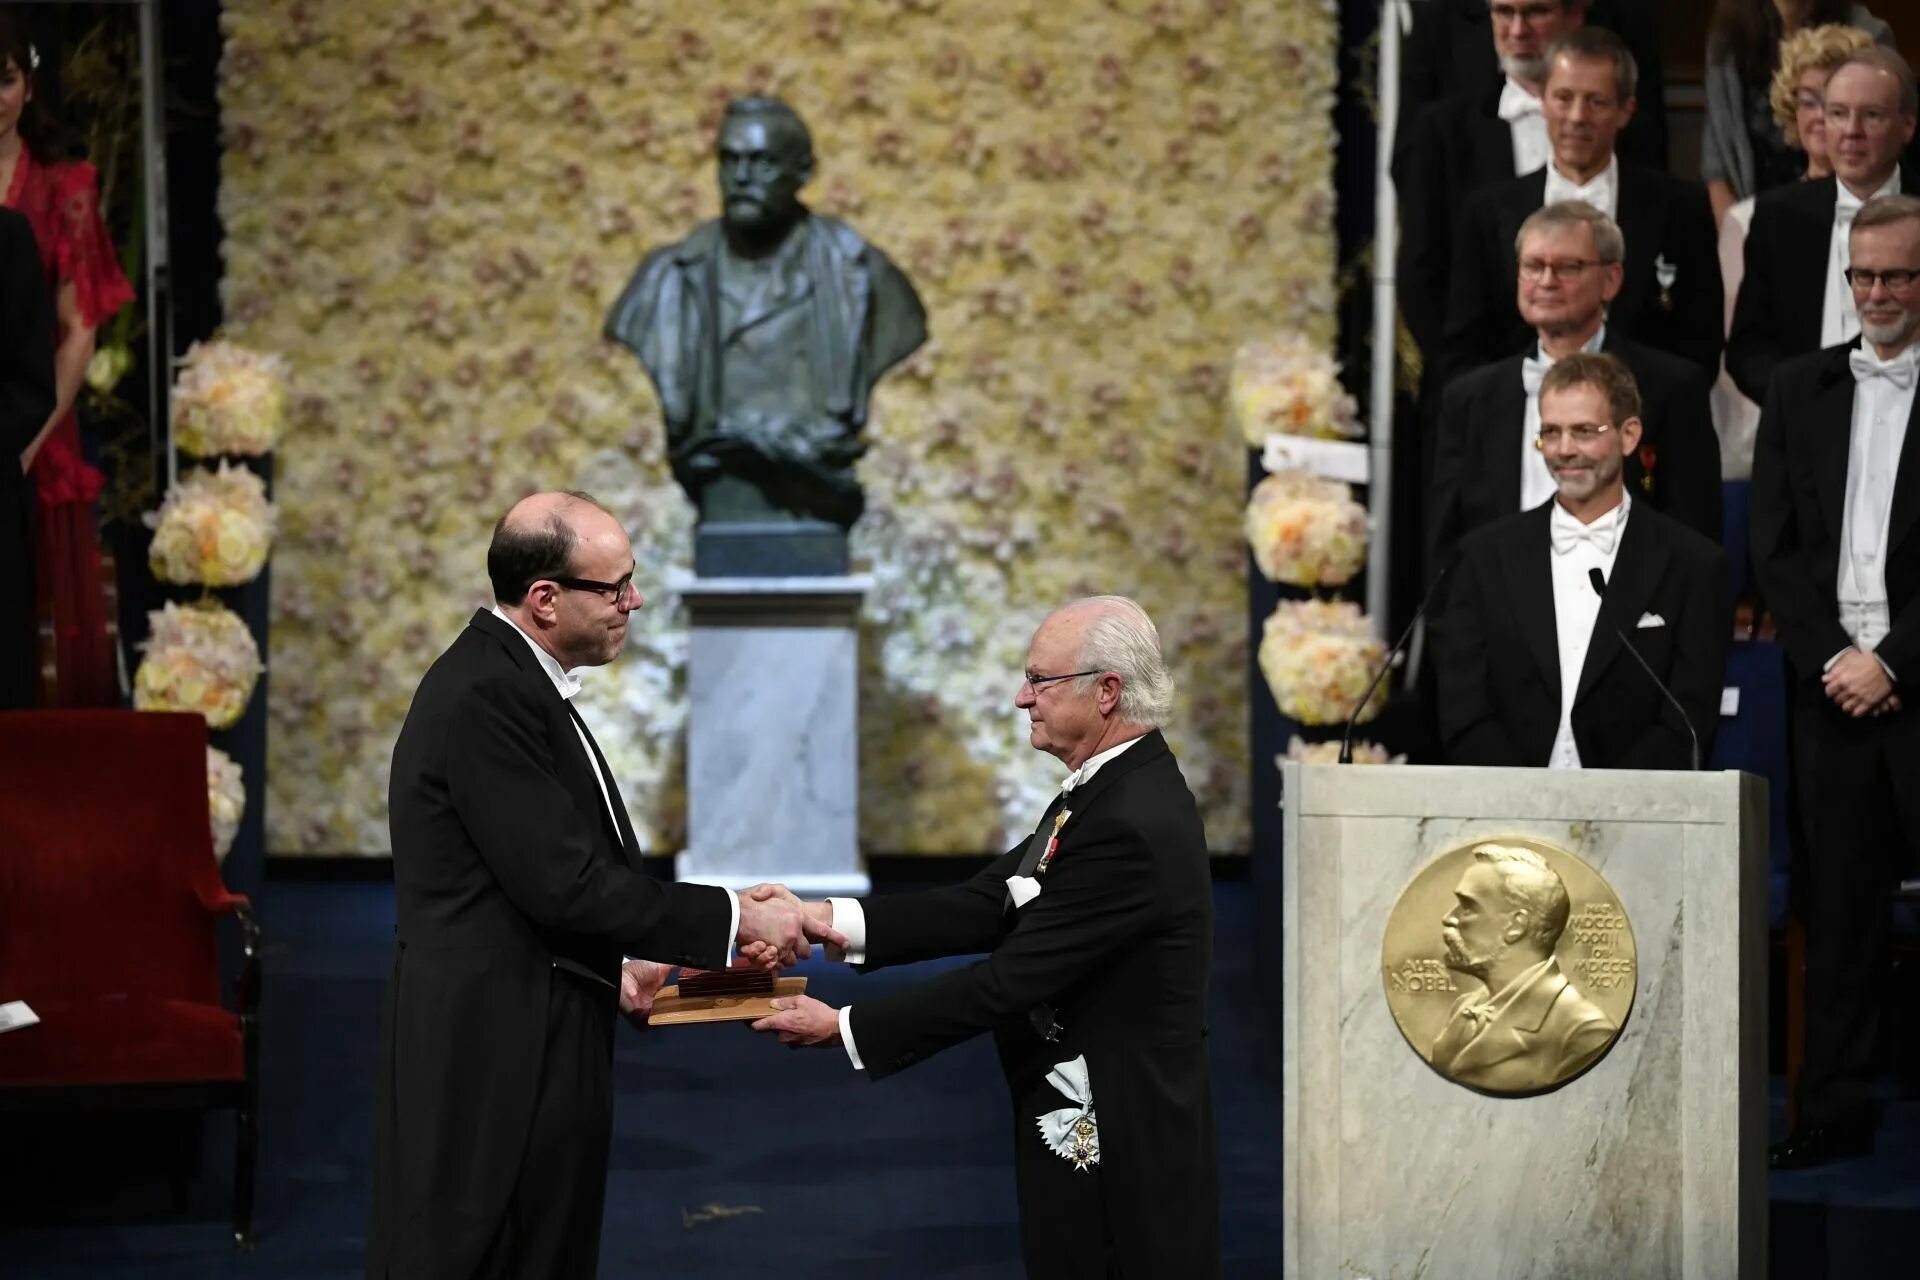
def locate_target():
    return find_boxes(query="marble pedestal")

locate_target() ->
[673,574,872,896]
[1280,764,1768,1280]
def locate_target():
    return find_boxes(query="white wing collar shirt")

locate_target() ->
[1542,153,1620,221]
[1822,168,1904,348]
[1520,325,1608,513]
[489,606,741,954]
[1545,493,1631,768]
[828,735,1147,1070]
[1499,77,1551,177]
[1833,344,1920,670]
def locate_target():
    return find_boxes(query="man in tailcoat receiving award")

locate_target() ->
[747,596,1220,1278]
[605,96,926,575]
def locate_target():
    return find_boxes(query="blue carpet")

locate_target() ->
[1,878,1282,1278]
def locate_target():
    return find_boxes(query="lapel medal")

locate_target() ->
[1035,810,1071,876]
[1654,253,1676,312]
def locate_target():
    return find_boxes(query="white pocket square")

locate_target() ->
[1635,612,1666,629]
[1006,875,1041,908]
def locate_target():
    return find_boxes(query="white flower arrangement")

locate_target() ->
[1230,334,1361,447]
[171,340,290,457]
[207,745,246,862]
[1257,600,1386,727]
[134,601,264,730]
[1281,735,1400,765]
[146,462,276,586]
[1244,468,1368,588]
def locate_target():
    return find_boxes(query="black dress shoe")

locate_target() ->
[1769,1123,1876,1169]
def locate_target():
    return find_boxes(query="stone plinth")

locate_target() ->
[673,573,872,896]
[1280,764,1768,1280]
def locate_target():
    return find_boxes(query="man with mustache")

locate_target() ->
[1445,27,1722,384]
[1428,200,1722,582]
[1428,843,1616,1093]
[1729,47,1917,406]
[1433,353,1730,768]
[606,97,926,574]
[1752,193,1920,1169]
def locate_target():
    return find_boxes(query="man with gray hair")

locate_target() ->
[749,596,1220,1276]
[1429,843,1617,1093]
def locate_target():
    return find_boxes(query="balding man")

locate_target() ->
[367,492,832,1278]
[751,597,1220,1278]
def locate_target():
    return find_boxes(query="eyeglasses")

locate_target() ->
[1519,258,1601,282]
[1844,266,1920,292]
[1488,1,1561,23]
[551,573,636,604]
[1022,669,1099,693]
[1535,423,1614,447]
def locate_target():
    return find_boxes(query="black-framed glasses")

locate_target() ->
[1022,669,1100,693]
[1844,266,1920,292]
[551,573,635,603]
[1535,423,1614,448]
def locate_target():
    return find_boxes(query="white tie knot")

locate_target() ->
[1549,501,1625,557]
[1850,347,1919,390]
[1521,354,1553,397]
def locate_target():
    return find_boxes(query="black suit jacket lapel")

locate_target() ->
[1013,732,1170,880]
[1484,361,1530,514]
[565,702,642,867]
[1472,85,1515,184]
[1612,163,1662,322]
[1575,506,1669,705]
[1811,347,1860,549]
[1499,505,1560,707]
[1789,179,1840,343]
[1884,374,1920,562]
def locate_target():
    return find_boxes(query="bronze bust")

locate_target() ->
[605,97,927,575]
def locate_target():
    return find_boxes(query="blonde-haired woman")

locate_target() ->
[1712,23,1876,480]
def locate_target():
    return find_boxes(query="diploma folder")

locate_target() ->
[647,970,806,1025]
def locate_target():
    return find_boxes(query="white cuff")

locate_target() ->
[1874,653,1899,684]
[723,887,740,966]
[826,896,868,965]
[839,1004,865,1071]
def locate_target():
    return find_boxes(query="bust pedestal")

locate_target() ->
[672,572,871,896]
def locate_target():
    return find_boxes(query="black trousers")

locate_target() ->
[475,971,617,1280]
[1014,1113,1118,1280]
[1792,681,1920,1127]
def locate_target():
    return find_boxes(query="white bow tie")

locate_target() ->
[1521,354,1552,396]
[1851,347,1919,389]
[1498,81,1542,122]
[1549,502,1624,556]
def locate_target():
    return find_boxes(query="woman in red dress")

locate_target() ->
[0,18,134,706]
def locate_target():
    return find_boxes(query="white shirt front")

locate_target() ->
[1546,494,1631,768]
[1498,77,1551,177]
[1520,325,1608,514]
[490,607,740,963]
[1542,153,1620,221]
[1822,169,1904,348]
[1836,346,1920,655]
[832,734,1149,1070]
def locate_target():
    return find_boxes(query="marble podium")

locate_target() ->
[1280,764,1768,1279]
[673,573,872,896]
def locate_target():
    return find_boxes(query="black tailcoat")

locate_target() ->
[1749,341,1920,1126]
[1443,163,1723,384]
[1427,333,1723,580]
[849,731,1218,1278]
[368,610,732,1279]
[1435,501,1731,768]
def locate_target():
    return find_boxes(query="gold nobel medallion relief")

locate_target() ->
[1381,836,1636,1096]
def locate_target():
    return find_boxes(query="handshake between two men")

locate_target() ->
[615,881,845,1027]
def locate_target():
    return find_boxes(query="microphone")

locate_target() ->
[1340,552,1461,764]
[1587,567,1700,770]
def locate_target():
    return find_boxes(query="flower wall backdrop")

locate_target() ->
[219,0,1337,855]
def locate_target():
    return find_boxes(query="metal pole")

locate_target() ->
[137,0,173,491]
[1366,1,1410,640]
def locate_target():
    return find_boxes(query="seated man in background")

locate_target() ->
[1435,353,1731,768]
[1430,201,1721,581]
[1445,27,1722,385]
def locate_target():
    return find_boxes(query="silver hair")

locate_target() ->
[1471,844,1572,951]
[1515,200,1625,266]
[1069,595,1175,728]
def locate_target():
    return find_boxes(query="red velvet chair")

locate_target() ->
[0,710,259,1250]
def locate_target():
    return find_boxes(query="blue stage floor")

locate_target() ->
[1,878,1914,1277]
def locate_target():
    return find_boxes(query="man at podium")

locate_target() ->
[1433,352,1730,768]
